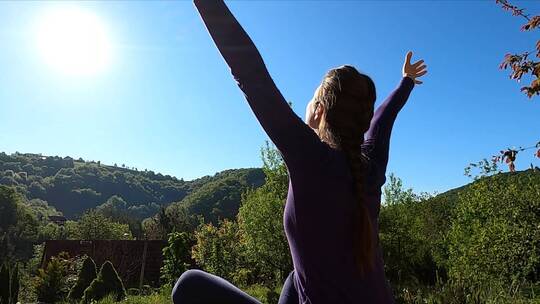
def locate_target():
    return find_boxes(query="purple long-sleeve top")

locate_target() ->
[194,1,415,303]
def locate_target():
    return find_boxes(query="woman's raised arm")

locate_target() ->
[363,52,427,188]
[194,0,324,168]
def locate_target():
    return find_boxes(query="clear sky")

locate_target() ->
[0,1,539,194]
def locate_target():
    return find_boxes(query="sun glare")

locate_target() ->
[35,7,112,76]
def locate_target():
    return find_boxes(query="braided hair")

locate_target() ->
[315,65,376,276]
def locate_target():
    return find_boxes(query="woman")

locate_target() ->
[172,1,427,303]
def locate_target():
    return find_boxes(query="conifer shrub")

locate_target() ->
[82,261,126,303]
[67,256,97,301]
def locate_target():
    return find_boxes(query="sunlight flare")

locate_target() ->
[35,7,112,76]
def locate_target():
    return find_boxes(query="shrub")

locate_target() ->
[34,255,70,303]
[447,172,540,287]
[82,261,126,302]
[68,256,97,301]
[160,232,194,286]
[243,284,281,304]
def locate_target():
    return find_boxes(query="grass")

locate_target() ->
[91,283,283,304]
[92,286,171,304]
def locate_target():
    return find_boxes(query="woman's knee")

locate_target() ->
[171,269,209,303]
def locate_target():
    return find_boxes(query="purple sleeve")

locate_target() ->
[194,0,325,169]
[363,77,415,188]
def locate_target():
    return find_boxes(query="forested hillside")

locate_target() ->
[0,152,264,219]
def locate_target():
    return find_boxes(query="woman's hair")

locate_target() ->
[315,65,376,276]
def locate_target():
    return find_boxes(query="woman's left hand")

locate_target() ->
[402,51,428,85]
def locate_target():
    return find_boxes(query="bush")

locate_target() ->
[379,174,439,288]
[82,261,126,302]
[34,255,70,303]
[243,284,281,304]
[447,172,540,287]
[192,220,245,283]
[68,256,97,301]
[160,232,194,286]
[18,244,44,303]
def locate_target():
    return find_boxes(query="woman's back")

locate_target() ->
[284,146,393,303]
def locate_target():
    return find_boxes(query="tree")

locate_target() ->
[192,220,244,283]
[96,195,144,239]
[496,0,540,98]
[382,173,415,206]
[379,175,438,287]
[447,172,540,286]
[73,210,132,240]
[0,186,18,234]
[0,186,40,261]
[160,232,194,286]
[236,142,291,286]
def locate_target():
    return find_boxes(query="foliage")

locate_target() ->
[142,205,198,240]
[160,232,194,286]
[83,261,126,303]
[0,152,264,221]
[68,256,98,301]
[236,142,291,286]
[0,185,40,261]
[447,170,540,287]
[496,0,540,98]
[192,220,245,283]
[464,141,540,179]
[191,142,291,288]
[395,276,539,304]
[17,244,44,303]
[33,254,71,303]
[243,284,281,304]
[71,210,133,240]
[464,158,502,180]
[379,170,540,302]
[95,195,148,239]
[89,285,171,304]
[237,184,290,286]
[166,169,265,228]
[380,174,439,287]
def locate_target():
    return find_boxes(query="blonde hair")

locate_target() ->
[316,65,376,276]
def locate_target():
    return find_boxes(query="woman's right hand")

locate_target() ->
[402,51,427,85]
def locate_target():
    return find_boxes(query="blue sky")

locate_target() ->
[0,1,539,194]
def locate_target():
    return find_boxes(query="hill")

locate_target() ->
[0,152,265,220]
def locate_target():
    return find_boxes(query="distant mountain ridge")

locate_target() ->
[0,152,265,219]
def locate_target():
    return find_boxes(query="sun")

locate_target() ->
[35,7,112,76]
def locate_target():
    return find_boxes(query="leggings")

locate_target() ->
[171,269,298,304]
